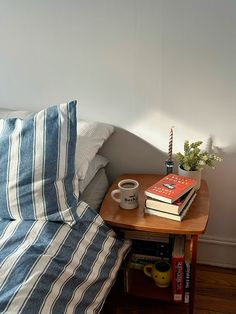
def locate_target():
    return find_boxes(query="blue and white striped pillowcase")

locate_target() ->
[0,100,79,222]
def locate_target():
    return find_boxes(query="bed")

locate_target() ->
[0,101,131,314]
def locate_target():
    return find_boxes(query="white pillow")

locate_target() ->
[76,119,114,180]
[0,107,114,181]
[0,108,33,119]
[79,154,108,193]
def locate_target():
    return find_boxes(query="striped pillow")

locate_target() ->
[0,100,79,222]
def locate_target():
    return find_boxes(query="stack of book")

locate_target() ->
[144,174,197,221]
[122,230,172,270]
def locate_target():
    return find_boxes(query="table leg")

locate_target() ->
[189,235,198,314]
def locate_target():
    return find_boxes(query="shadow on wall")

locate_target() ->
[100,126,169,184]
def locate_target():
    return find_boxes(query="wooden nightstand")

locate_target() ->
[100,174,209,314]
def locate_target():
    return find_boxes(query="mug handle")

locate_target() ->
[143,264,153,278]
[111,189,121,203]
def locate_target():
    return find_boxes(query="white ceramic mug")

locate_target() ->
[111,179,139,210]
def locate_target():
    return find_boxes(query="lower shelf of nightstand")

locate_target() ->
[125,267,190,307]
[102,268,190,314]
[124,268,173,301]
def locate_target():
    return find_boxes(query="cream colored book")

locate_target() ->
[144,192,197,222]
[145,188,195,215]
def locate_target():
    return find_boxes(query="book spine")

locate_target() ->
[184,261,191,303]
[131,253,163,261]
[132,240,171,259]
[145,201,180,215]
[172,256,185,302]
[144,207,181,222]
[184,237,192,303]
[128,254,161,270]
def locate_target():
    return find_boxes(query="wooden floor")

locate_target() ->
[101,264,236,314]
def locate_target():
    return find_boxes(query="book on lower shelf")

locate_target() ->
[144,173,196,204]
[128,252,164,270]
[184,236,193,304]
[132,239,172,259]
[144,192,197,222]
[172,235,185,302]
[127,236,173,270]
[145,188,195,215]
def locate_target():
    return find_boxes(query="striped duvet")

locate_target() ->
[0,202,131,314]
[0,102,131,313]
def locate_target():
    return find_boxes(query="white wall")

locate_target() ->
[0,0,236,267]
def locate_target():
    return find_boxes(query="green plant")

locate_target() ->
[176,140,222,171]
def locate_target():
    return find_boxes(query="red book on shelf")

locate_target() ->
[172,235,185,302]
[144,174,196,204]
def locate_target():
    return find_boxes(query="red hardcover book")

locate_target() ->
[172,235,185,302]
[144,174,196,204]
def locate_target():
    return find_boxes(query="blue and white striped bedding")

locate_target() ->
[0,101,131,313]
[0,202,131,314]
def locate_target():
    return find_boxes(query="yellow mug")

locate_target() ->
[143,261,171,288]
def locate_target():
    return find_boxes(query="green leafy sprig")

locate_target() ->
[176,140,222,171]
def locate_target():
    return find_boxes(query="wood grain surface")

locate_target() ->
[101,264,236,314]
[100,174,210,234]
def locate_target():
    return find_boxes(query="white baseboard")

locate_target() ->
[197,235,236,269]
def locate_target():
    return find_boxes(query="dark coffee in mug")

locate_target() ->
[155,261,170,272]
[120,182,136,189]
